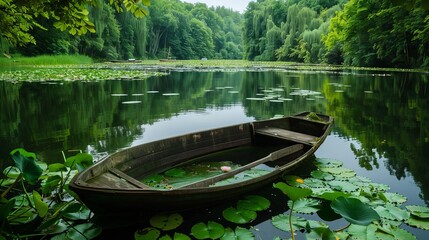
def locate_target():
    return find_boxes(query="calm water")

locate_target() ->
[1,69,429,238]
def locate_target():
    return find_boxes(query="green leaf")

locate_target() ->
[319,167,355,178]
[274,182,312,201]
[271,214,307,232]
[10,148,42,185]
[328,180,359,192]
[41,175,62,195]
[318,191,351,201]
[288,198,320,214]
[48,163,68,172]
[374,205,409,221]
[159,235,173,240]
[191,221,225,240]
[406,205,429,218]
[0,198,15,220]
[331,197,380,226]
[67,223,101,240]
[347,224,378,240]
[63,203,91,220]
[3,166,21,178]
[384,192,407,205]
[221,227,254,240]
[305,227,337,240]
[33,191,48,218]
[237,195,270,211]
[314,158,343,168]
[222,207,257,224]
[406,215,429,230]
[7,206,38,225]
[135,227,160,240]
[164,168,186,178]
[65,153,93,170]
[150,213,183,231]
[172,233,191,240]
[310,170,334,181]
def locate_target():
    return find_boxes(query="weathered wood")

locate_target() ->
[255,127,319,145]
[109,169,151,189]
[86,172,140,189]
[179,144,304,189]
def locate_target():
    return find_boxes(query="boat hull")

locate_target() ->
[70,112,333,215]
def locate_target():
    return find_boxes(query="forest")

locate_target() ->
[1,0,429,68]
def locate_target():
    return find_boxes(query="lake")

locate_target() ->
[1,67,428,238]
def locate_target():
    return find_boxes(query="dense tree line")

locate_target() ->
[243,0,429,68]
[9,0,243,60]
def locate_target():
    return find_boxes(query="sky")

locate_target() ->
[181,0,254,13]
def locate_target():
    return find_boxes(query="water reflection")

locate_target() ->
[1,70,429,209]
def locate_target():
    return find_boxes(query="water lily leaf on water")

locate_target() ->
[222,207,257,224]
[33,191,48,218]
[406,205,429,218]
[347,224,378,240]
[406,215,429,230]
[328,180,359,192]
[319,167,356,178]
[282,175,306,186]
[331,197,380,226]
[318,191,351,201]
[374,205,410,221]
[274,182,312,201]
[301,178,325,189]
[288,198,320,214]
[171,233,191,240]
[122,101,142,104]
[271,214,307,232]
[111,93,128,96]
[135,227,160,240]
[305,227,337,240]
[221,227,254,240]
[159,235,172,240]
[314,158,343,168]
[63,203,91,220]
[237,195,270,211]
[150,213,183,231]
[383,192,407,205]
[10,148,42,185]
[317,202,342,222]
[310,170,334,181]
[191,221,225,240]
[67,223,102,240]
[41,175,62,195]
[164,168,186,178]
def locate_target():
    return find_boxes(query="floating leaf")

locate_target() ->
[318,191,351,201]
[331,197,380,226]
[384,192,407,205]
[221,227,254,240]
[271,214,307,232]
[274,182,312,201]
[406,215,429,230]
[302,178,325,188]
[310,170,334,181]
[282,175,305,186]
[41,175,62,195]
[320,167,355,178]
[3,166,21,178]
[288,198,320,214]
[305,227,337,240]
[135,227,160,240]
[48,163,68,172]
[328,180,359,192]
[317,202,342,222]
[171,233,191,240]
[237,195,270,211]
[150,213,183,231]
[222,207,256,224]
[63,204,91,220]
[374,205,410,221]
[191,221,224,240]
[122,101,142,104]
[314,158,343,168]
[347,224,378,240]
[7,206,37,225]
[406,205,429,218]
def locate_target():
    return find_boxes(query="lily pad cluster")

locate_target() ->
[0,67,166,82]
[246,87,324,103]
[272,157,429,239]
[0,148,101,240]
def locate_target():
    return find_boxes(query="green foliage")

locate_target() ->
[0,148,100,239]
[191,221,225,240]
[150,213,183,231]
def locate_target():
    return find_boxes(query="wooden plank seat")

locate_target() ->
[255,127,319,145]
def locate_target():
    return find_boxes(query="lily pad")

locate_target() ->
[383,192,407,205]
[320,167,355,178]
[191,221,225,240]
[271,214,308,232]
[150,213,183,231]
[10,148,42,185]
[328,180,359,192]
[122,101,142,104]
[331,197,380,226]
[406,205,429,218]
[288,198,320,214]
[222,207,257,224]
[135,227,161,240]
[221,227,254,240]
[347,224,378,240]
[374,205,410,221]
[310,170,334,181]
[237,195,270,211]
[406,215,429,230]
[67,223,102,240]
[314,158,343,168]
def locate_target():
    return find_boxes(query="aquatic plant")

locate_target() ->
[0,148,100,240]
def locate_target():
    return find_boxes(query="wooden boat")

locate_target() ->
[70,112,333,215]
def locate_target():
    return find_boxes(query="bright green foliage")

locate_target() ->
[222,207,257,224]
[150,213,183,231]
[331,197,380,225]
[191,221,225,240]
